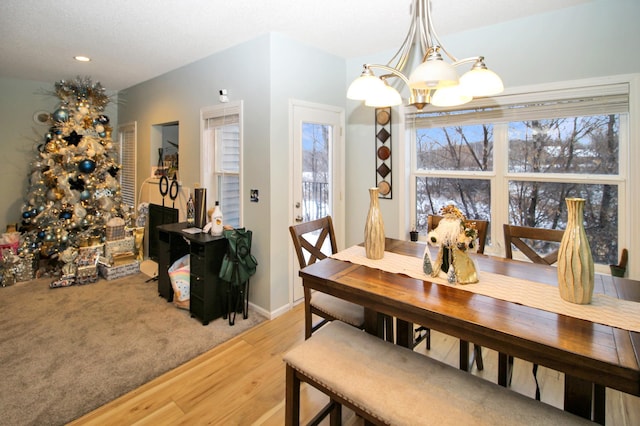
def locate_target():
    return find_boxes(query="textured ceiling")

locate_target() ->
[0,0,592,91]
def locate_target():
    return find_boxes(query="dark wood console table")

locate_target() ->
[157,222,227,325]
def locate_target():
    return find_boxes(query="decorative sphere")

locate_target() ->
[22,211,31,219]
[30,208,38,216]
[37,231,46,239]
[52,108,69,122]
[80,190,91,200]
[98,132,106,138]
[59,211,72,220]
[97,114,110,124]
[78,159,96,174]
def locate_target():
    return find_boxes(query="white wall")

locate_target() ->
[118,33,346,314]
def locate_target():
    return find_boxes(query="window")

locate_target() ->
[201,101,243,228]
[117,122,137,208]
[407,78,631,267]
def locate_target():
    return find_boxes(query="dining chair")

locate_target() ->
[503,223,565,400]
[415,214,489,371]
[289,216,367,339]
[503,224,565,266]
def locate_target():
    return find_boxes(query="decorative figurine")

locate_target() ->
[426,205,479,284]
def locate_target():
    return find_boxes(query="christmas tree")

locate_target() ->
[19,77,132,259]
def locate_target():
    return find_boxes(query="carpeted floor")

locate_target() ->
[0,273,266,426]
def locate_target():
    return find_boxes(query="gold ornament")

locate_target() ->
[45,141,57,153]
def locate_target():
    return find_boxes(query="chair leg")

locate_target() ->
[533,363,540,400]
[414,326,431,349]
[243,279,250,319]
[473,344,484,371]
[285,365,300,426]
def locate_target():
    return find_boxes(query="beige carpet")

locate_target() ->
[0,273,266,426]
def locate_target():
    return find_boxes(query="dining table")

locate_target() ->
[299,238,640,424]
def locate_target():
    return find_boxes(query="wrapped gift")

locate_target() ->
[104,236,134,261]
[112,251,136,266]
[75,245,101,285]
[99,261,140,280]
[106,217,126,241]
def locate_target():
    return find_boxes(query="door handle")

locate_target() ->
[295,216,303,222]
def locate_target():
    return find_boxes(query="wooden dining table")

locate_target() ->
[299,238,640,424]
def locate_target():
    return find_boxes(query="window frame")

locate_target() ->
[401,74,639,276]
[200,101,243,228]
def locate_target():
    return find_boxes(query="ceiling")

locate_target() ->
[1,0,592,91]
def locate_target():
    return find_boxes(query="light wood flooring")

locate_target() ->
[71,303,640,425]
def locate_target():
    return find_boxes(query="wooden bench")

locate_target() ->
[284,321,593,425]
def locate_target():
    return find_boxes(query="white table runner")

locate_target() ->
[332,245,640,333]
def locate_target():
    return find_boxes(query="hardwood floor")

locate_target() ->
[71,303,640,425]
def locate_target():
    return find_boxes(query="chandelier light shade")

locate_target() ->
[347,0,504,110]
[408,49,459,90]
[346,67,387,100]
[364,80,403,107]
[459,60,505,97]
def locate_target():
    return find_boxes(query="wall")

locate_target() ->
[118,33,345,315]
[0,77,118,229]
[344,0,640,248]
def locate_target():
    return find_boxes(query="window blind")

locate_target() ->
[117,122,137,208]
[406,83,629,128]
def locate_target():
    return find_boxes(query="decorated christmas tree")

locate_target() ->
[19,77,132,260]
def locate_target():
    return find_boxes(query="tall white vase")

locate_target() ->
[557,198,594,304]
[364,187,385,260]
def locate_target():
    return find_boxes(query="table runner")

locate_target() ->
[332,245,640,333]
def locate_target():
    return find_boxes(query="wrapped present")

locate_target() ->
[104,236,134,261]
[75,245,101,285]
[50,274,76,289]
[0,240,19,261]
[106,217,126,241]
[112,251,136,266]
[99,261,140,280]
[76,266,98,285]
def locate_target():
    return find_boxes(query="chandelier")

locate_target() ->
[347,0,504,110]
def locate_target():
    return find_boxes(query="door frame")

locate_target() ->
[288,99,345,305]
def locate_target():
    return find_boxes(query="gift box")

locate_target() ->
[75,245,101,285]
[0,241,19,261]
[106,218,126,241]
[99,261,140,280]
[104,236,134,261]
[76,265,98,285]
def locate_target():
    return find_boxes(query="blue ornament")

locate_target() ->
[52,108,69,122]
[80,190,91,200]
[30,208,38,217]
[59,211,72,220]
[78,159,96,174]
[22,211,31,219]
[37,231,46,239]
[98,132,106,138]
[98,114,110,124]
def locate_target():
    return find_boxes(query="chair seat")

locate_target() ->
[311,292,365,327]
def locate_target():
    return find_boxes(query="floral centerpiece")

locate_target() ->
[424,205,479,284]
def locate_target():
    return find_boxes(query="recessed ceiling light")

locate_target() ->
[74,56,91,62]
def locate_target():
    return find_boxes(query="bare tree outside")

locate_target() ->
[414,114,620,265]
[302,123,330,222]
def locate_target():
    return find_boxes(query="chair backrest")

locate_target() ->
[503,224,565,265]
[289,216,338,269]
[427,215,489,255]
